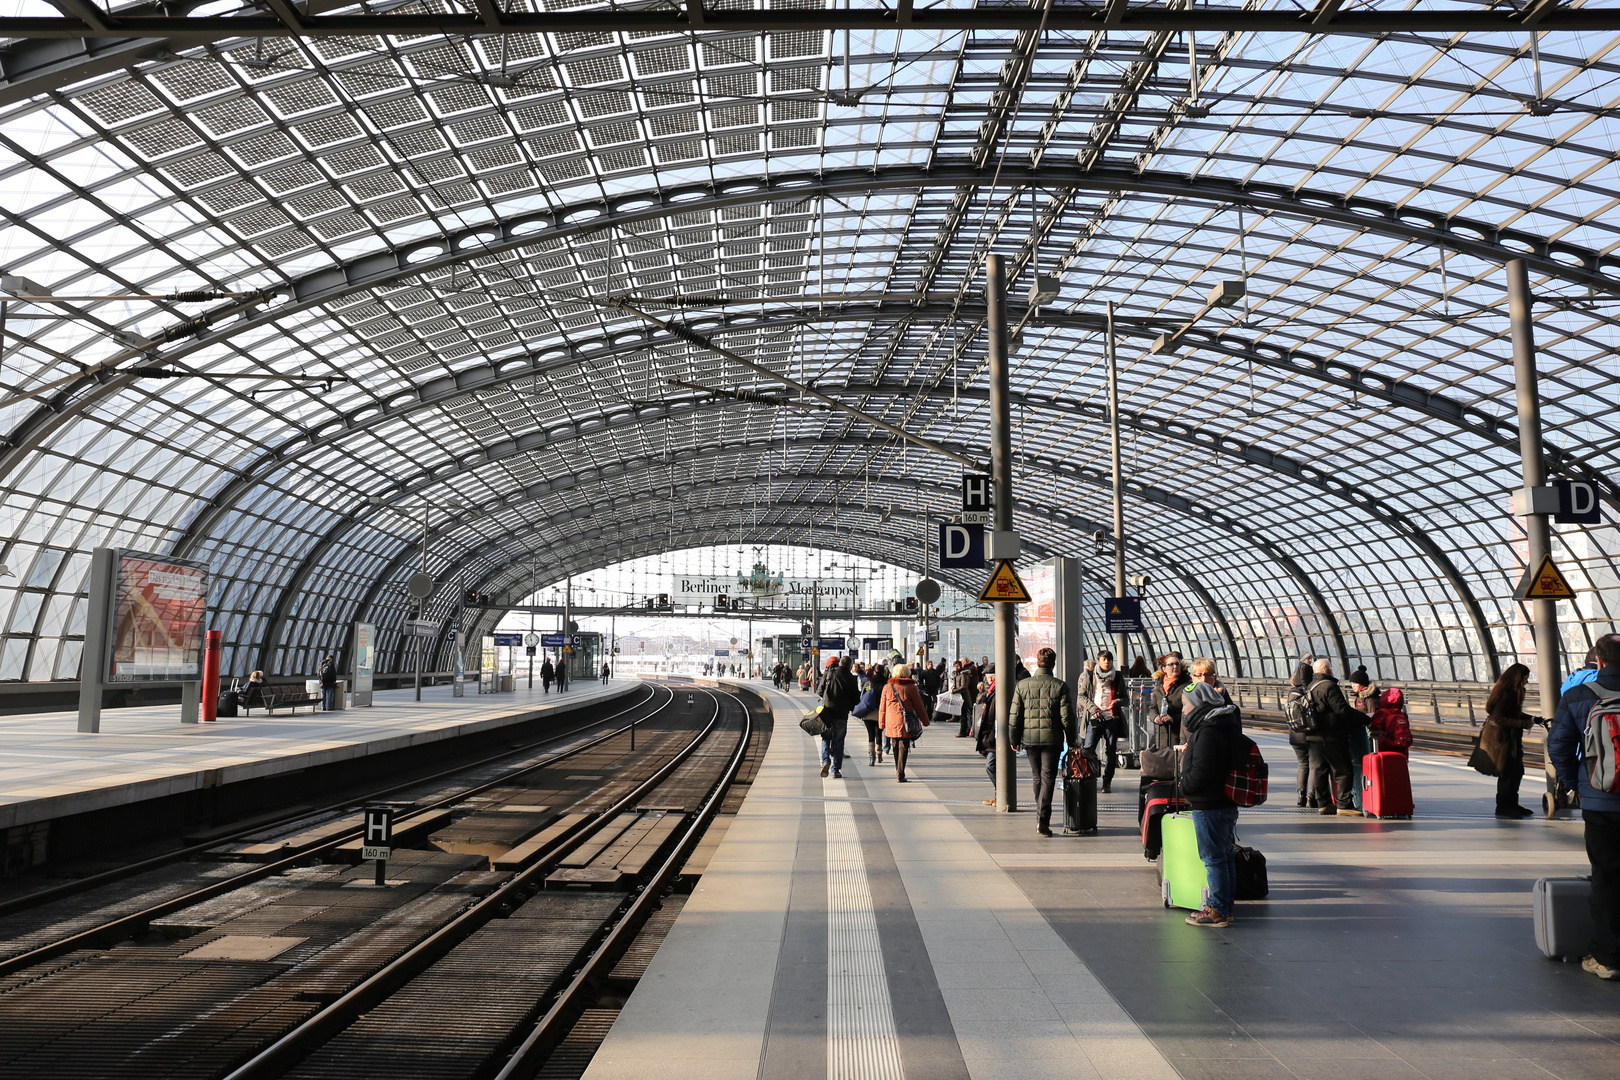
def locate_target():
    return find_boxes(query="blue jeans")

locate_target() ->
[820,716,848,773]
[1192,806,1239,916]
[321,686,336,710]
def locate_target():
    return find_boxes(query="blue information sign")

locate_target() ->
[1104,596,1143,633]
[493,633,524,647]
[939,522,986,569]
[817,637,849,652]
[540,633,566,647]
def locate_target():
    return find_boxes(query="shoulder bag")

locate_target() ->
[800,705,828,738]
[1140,720,1178,781]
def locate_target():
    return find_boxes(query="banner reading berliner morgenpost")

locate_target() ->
[669,574,866,607]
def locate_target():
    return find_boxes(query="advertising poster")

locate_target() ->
[108,552,208,682]
[352,621,376,706]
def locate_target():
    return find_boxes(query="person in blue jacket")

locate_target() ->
[1548,634,1620,981]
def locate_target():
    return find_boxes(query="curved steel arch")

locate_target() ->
[327,432,1347,674]
[235,354,1500,676]
[405,488,1248,678]
[168,296,1613,567]
[8,160,1618,493]
[457,473,1248,674]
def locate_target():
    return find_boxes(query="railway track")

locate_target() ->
[0,683,671,975]
[0,682,763,1080]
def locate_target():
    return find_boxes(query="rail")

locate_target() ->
[0,684,670,974]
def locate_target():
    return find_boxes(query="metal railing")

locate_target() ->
[1224,677,1530,728]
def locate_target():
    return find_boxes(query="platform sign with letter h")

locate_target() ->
[961,473,992,512]
[362,806,393,885]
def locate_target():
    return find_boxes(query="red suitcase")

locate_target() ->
[1362,750,1413,818]
[1141,794,1188,859]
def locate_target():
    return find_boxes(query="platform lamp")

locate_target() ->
[366,493,467,701]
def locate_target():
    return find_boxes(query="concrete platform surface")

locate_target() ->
[586,683,1615,1080]
[0,679,637,829]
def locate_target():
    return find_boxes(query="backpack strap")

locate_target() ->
[1590,685,1620,705]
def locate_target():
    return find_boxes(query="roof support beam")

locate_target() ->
[5,7,1620,39]
[8,161,1614,495]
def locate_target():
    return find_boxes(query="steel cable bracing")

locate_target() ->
[0,15,1618,684]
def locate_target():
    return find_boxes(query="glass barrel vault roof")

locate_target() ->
[0,2,1618,683]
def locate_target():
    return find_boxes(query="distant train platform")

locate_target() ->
[0,680,635,834]
[585,683,1611,1080]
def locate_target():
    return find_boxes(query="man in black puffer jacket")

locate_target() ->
[1180,660,1245,927]
[819,655,861,779]
[1306,659,1363,816]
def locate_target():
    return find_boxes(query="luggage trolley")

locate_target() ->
[1118,677,1157,772]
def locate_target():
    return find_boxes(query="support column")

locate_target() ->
[76,546,116,734]
[1054,557,1083,686]
[180,679,201,724]
[1508,258,1563,719]
[987,254,1017,814]
[1106,302,1130,671]
[201,629,223,722]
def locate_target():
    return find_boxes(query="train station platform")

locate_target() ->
[587,683,1613,1080]
[0,679,636,834]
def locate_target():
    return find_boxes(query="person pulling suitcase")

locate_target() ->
[1009,648,1078,837]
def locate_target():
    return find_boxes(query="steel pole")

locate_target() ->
[415,506,426,702]
[1507,259,1562,719]
[1106,301,1129,670]
[987,253,1017,814]
[562,575,572,690]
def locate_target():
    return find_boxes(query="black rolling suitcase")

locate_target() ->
[1062,774,1099,834]
[216,686,239,718]
[1059,749,1100,834]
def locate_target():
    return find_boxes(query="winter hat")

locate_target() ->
[1349,665,1371,687]
[1187,681,1225,709]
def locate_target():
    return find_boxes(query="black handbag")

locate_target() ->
[1140,720,1177,780]
[1467,733,1500,777]
[800,706,828,738]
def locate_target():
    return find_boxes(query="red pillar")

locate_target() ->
[201,629,223,721]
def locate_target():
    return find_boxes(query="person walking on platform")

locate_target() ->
[1480,663,1540,818]
[556,656,569,691]
[976,664,999,803]
[853,665,885,766]
[1010,647,1077,837]
[1078,650,1127,794]
[1306,659,1361,815]
[818,655,860,779]
[318,654,338,711]
[600,661,611,684]
[1180,665,1244,927]
[1152,653,1194,744]
[540,656,554,693]
[1548,634,1620,981]
[881,663,930,783]
[955,660,979,738]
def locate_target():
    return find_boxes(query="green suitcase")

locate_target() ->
[1158,813,1210,911]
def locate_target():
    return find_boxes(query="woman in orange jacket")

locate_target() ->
[880,664,931,782]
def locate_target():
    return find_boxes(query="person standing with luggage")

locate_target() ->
[1306,659,1362,815]
[818,655,861,779]
[1179,665,1244,927]
[1152,653,1194,744]
[1077,650,1126,794]
[1548,634,1620,981]
[1286,660,1323,807]
[318,654,339,711]
[955,661,979,738]
[1009,648,1077,837]
[1481,663,1539,818]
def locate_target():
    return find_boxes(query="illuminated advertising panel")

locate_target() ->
[108,551,208,682]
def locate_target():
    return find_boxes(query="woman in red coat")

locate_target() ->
[880,664,930,782]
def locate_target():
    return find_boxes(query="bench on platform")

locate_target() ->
[241,684,322,715]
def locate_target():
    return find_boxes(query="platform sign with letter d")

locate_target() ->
[939,522,986,570]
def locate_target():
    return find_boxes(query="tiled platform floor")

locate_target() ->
[586,683,1615,1080]
[0,678,636,829]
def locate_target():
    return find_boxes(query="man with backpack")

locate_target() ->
[1179,659,1248,927]
[1306,659,1363,816]
[1548,634,1620,981]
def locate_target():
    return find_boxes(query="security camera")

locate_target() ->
[1130,573,1153,589]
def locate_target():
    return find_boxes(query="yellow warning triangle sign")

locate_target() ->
[1514,554,1577,601]
[978,560,1032,603]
